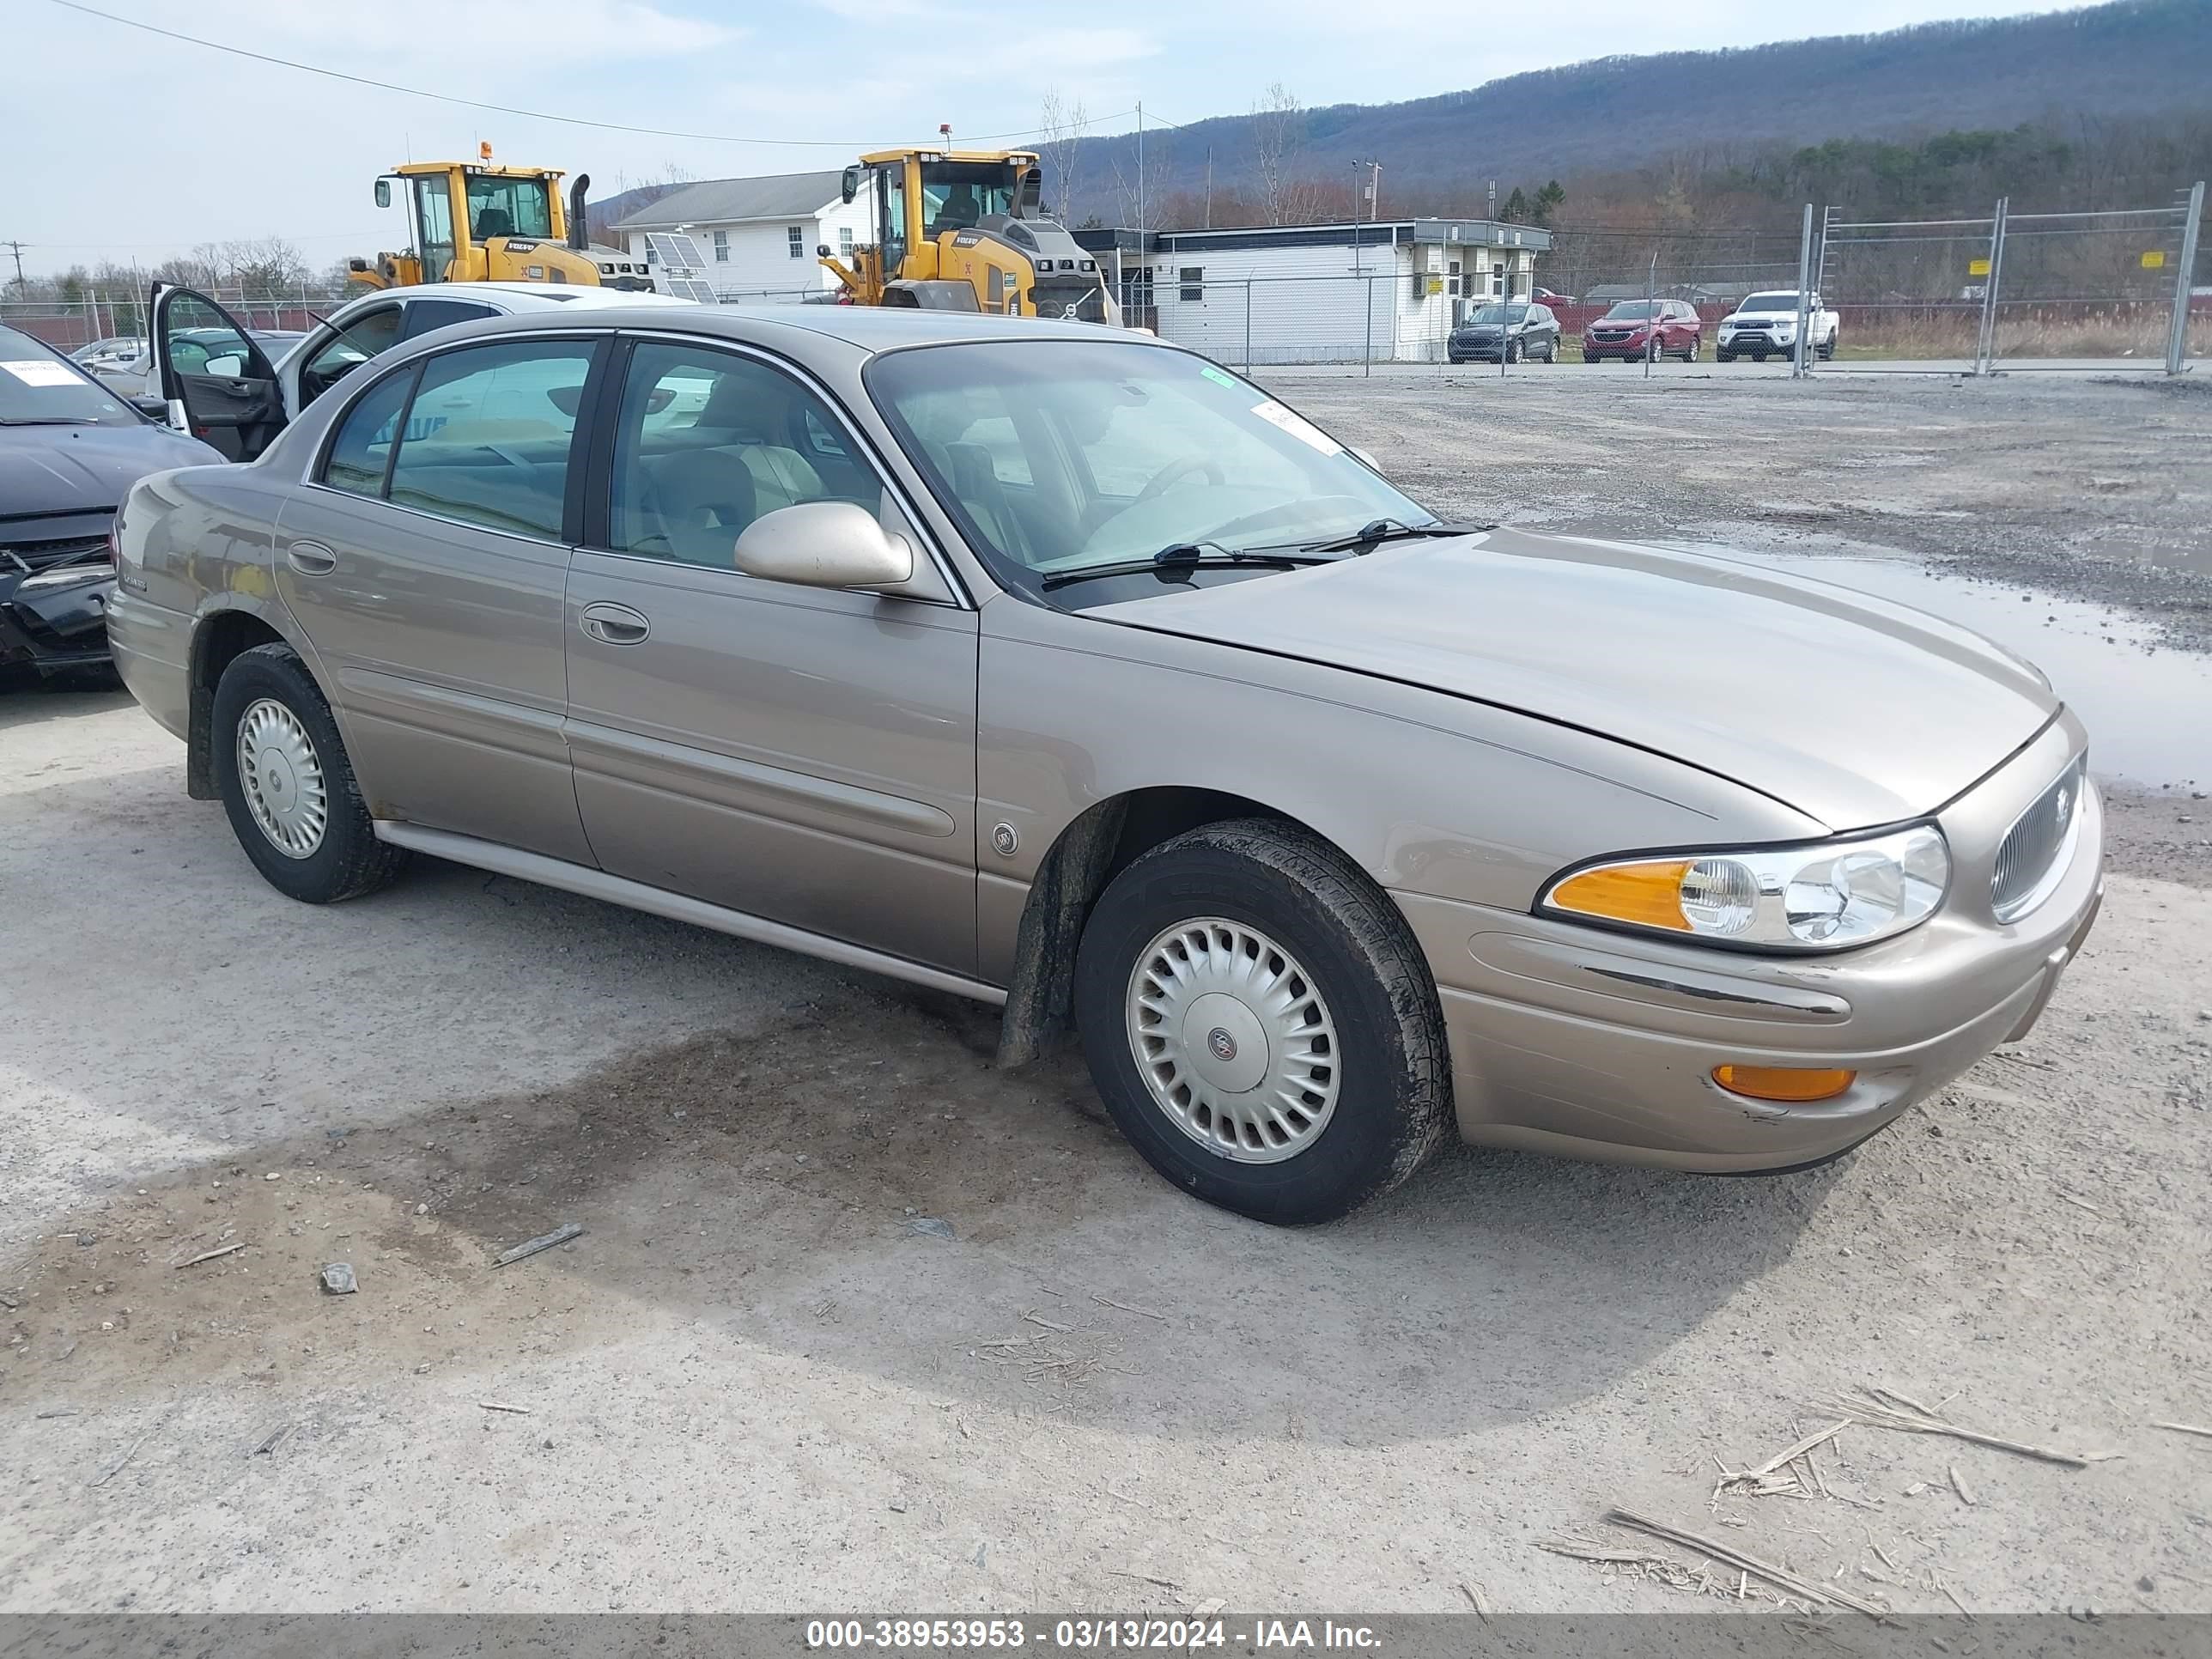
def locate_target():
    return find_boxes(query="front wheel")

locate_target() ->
[1074,820,1450,1224]
[1504,341,1521,364]
[1681,336,1700,362]
[212,642,409,904]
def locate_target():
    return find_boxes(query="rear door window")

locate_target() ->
[384,339,597,538]
[320,367,417,497]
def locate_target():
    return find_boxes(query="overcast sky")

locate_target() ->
[12,0,2067,280]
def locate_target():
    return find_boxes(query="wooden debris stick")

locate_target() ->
[1092,1294,1169,1322]
[477,1401,532,1414]
[1825,1389,2094,1468]
[490,1223,584,1267]
[91,1432,149,1488]
[1603,1507,1889,1619]
[1458,1582,1492,1620]
[1744,1419,1851,1479]
[173,1242,246,1269]
[2153,1422,2212,1440]
[1948,1464,1975,1505]
[1021,1310,1074,1333]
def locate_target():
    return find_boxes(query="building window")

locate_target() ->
[839,227,854,258]
[788,226,805,259]
[1179,265,1204,302]
[712,229,728,263]
[1449,258,1462,297]
[645,241,658,264]
[1492,262,1505,297]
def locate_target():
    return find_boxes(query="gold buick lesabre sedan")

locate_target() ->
[107,291,2102,1223]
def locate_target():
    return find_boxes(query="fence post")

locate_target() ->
[1243,278,1252,374]
[2167,179,2205,375]
[1972,198,2008,374]
[1791,203,1814,379]
[1643,251,1656,380]
[1363,272,1373,378]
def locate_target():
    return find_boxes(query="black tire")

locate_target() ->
[1820,331,1838,361]
[1681,336,1700,362]
[211,641,408,904]
[1717,349,1735,362]
[1504,340,1520,364]
[1074,819,1450,1224]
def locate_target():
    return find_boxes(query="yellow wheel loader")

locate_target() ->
[347,157,653,294]
[818,149,1116,321]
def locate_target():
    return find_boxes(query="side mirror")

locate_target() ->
[374,178,392,210]
[732,501,913,590]
[128,395,169,422]
[1348,446,1382,472]
[841,166,860,206]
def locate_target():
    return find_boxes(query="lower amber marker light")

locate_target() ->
[1711,1064,1856,1103]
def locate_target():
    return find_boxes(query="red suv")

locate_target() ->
[1581,300,1703,363]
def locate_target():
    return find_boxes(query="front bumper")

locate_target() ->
[1392,717,2105,1171]
[0,568,116,672]
[1583,335,1653,357]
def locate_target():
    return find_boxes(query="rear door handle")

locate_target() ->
[579,601,650,646]
[286,542,337,576]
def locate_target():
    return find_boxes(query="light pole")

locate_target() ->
[1351,159,1382,374]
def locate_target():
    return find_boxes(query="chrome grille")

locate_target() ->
[1992,756,2085,923]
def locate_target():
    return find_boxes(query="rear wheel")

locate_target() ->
[1681,335,1700,362]
[1820,329,1838,361]
[212,642,408,904]
[1074,820,1449,1224]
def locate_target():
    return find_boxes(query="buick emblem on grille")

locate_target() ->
[2052,781,2073,830]
[1207,1028,1237,1062]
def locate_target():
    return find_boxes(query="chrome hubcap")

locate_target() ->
[237,698,327,859]
[1126,918,1340,1164]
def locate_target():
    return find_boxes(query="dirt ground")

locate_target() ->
[3,369,2209,1619]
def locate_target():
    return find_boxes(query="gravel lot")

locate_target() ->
[3,368,2209,1619]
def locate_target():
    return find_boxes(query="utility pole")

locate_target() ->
[3,240,26,289]
[1135,101,1146,233]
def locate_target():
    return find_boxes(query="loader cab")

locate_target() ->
[374,164,571,285]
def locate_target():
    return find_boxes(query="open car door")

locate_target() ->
[149,283,288,463]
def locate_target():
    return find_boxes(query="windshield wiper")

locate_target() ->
[1041,541,1341,592]
[0,416,101,427]
[1303,518,1486,555]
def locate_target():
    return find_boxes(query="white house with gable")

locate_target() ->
[613,169,876,303]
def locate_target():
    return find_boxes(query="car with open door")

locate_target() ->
[1,323,222,680]
[144,281,694,462]
[106,305,2102,1224]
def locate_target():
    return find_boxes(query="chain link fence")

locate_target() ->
[1816,183,2207,372]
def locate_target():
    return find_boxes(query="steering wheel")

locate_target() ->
[1134,456,1224,504]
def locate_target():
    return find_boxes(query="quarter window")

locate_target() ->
[384,340,595,538]
[787,226,805,259]
[606,342,875,567]
[319,366,416,497]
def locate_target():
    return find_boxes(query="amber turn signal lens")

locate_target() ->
[1711,1064,1857,1103]
[1547,860,1692,932]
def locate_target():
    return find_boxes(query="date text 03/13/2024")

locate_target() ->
[805,1620,1384,1651]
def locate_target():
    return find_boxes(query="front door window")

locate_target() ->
[413,176,457,280]
[877,167,907,274]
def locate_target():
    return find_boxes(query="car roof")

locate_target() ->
[390,301,1179,374]
[385,281,693,311]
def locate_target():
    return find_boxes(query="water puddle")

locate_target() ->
[1666,546,2212,790]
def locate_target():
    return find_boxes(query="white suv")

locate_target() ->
[1716,292,1840,362]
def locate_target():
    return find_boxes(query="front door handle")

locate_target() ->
[579,601,651,646]
[286,542,337,576]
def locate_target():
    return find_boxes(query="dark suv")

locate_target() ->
[1448,302,1561,364]
[1581,300,1703,363]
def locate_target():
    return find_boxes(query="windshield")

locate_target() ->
[1468,305,1528,325]
[919,162,1019,236]
[1601,301,1660,319]
[867,341,1432,595]
[466,173,555,241]
[1740,292,1801,313]
[0,325,139,426]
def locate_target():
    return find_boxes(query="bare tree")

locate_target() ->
[1250,82,1326,226]
[1038,91,1090,221]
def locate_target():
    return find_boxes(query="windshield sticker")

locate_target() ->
[1198,364,1239,390]
[1249,399,1342,456]
[2,359,81,388]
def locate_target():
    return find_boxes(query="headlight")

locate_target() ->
[15,560,115,594]
[1540,824,1950,951]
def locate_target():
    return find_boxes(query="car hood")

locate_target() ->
[1726,312,1796,324]
[0,422,221,520]
[1587,316,1654,329]
[1085,527,2059,830]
